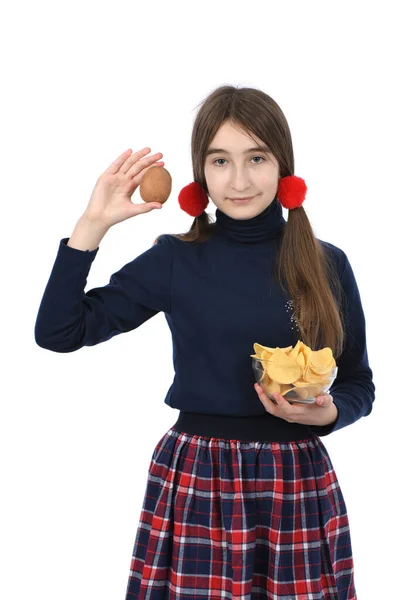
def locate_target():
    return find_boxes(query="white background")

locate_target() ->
[2,1,399,598]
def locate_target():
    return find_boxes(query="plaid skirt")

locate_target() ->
[124,411,357,600]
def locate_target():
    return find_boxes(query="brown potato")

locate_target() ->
[139,166,172,204]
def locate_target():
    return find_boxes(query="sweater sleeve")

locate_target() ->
[34,234,172,352]
[309,250,375,436]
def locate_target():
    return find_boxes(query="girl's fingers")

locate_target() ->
[105,147,154,176]
[124,152,163,178]
[104,148,134,174]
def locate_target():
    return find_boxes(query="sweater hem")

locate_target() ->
[171,410,316,443]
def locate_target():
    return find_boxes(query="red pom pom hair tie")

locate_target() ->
[277,175,307,210]
[178,182,209,217]
[177,175,307,217]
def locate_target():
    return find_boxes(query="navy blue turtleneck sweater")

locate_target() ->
[34,198,375,437]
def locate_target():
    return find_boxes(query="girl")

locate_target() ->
[34,85,374,599]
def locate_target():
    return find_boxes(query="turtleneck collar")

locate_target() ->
[213,196,286,245]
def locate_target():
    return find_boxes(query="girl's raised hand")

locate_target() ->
[84,147,165,228]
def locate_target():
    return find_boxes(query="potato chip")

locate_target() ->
[280,346,295,354]
[283,386,309,400]
[281,386,294,395]
[317,378,331,388]
[264,379,281,394]
[252,343,293,358]
[305,384,324,396]
[291,377,310,387]
[288,339,302,361]
[253,342,270,357]
[303,364,326,384]
[301,342,312,358]
[309,348,335,374]
[251,343,294,382]
[266,348,302,384]
[296,351,306,369]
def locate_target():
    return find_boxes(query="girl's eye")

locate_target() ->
[213,156,265,166]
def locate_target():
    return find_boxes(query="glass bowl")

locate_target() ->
[252,357,338,404]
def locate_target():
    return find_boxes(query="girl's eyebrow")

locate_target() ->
[205,145,271,157]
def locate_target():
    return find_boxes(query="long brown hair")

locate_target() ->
[155,85,345,359]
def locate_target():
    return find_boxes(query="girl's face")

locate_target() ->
[204,120,280,220]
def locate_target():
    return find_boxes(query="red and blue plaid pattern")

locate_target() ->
[125,428,356,599]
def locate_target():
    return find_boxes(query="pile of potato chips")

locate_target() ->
[250,340,337,400]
